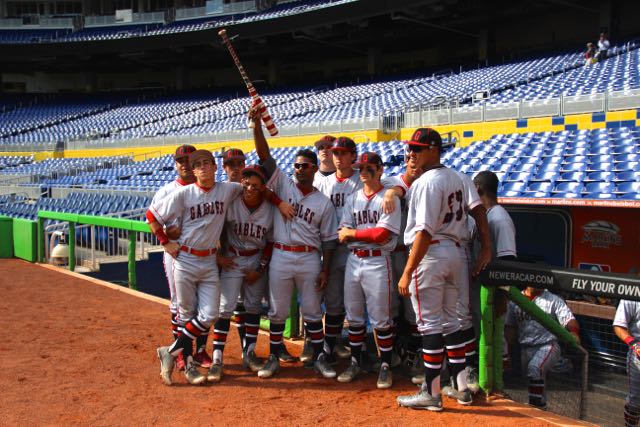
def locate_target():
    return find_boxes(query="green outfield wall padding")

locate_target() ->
[13,218,37,262]
[0,216,13,258]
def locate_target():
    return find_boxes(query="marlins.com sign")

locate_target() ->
[582,220,622,249]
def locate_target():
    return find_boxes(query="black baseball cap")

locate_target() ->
[353,152,383,169]
[174,145,197,160]
[314,135,337,149]
[330,136,357,153]
[406,127,442,148]
[241,164,267,183]
[221,148,246,164]
[189,149,215,166]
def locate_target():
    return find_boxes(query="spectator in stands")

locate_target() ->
[314,135,337,182]
[505,286,580,409]
[613,299,640,427]
[585,42,597,66]
[596,32,610,61]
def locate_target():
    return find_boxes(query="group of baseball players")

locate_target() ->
[149,100,603,412]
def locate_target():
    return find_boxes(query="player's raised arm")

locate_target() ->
[249,104,272,163]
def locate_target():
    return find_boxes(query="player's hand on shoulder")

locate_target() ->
[382,189,398,214]
[163,241,180,259]
[315,270,329,291]
[244,268,262,284]
[278,201,295,221]
[338,227,355,244]
[397,272,411,297]
[217,255,238,271]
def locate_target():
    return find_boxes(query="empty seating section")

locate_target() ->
[0,1,355,44]
[0,192,151,221]
[3,46,631,148]
[490,47,640,102]
[1,125,638,221]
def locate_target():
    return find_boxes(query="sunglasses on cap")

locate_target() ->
[294,162,315,170]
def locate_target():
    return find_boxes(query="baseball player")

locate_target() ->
[215,148,297,364]
[336,151,401,389]
[441,170,492,395]
[207,165,275,382]
[382,156,423,378]
[150,144,197,371]
[505,287,580,409]
[614,299,640,427]
[313,136,361,362]
[248,107,339,380]
[314,135,337,184]
[473,170,517,376]
[149,149,244,386]
[396,128,473,411]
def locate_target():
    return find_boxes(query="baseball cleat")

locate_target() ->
[193,349,213,368]
[183,356,207,385]
[314,353,337,379]
[466,366,480,393]
[397,390,443,412]
[299,338,314,363]
[377,365,393,389]
[334,343,351,359]
[337,361,361,383]
[243,350,263,373]
[157,346,175,386]
[206,362,223,383]
[176,352,186,372]
[258,354,280,379]
[278,346,298,363]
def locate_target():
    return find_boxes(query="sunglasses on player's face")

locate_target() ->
[294,162,314,170]
[317,144,332,151]
[406,144,433,153]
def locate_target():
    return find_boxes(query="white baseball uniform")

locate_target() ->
[219,197,274,318]
[614,300,640,414]
[384,174,416,323]
[404,166,468,336]
[149,182,243,329]
[506,290,575,406]
[340,186,401,330]
[455,171,482,332]
[150,178,190,315]
[262,158,338,324]
[315,171,362,317]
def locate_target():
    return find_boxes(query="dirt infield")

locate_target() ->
[1,259,577,426]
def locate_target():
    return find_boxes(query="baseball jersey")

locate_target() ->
[149,182,243,250]
[404,166,468,246]
[150,179,191,229]
[315,171,362,224]
[340,187,401,253]
[614,300,640,338]
[263,158,338,247]
[487,205,517,259]
[224,198,274,252]
[313,170,335,187]
[505,290,575,346]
